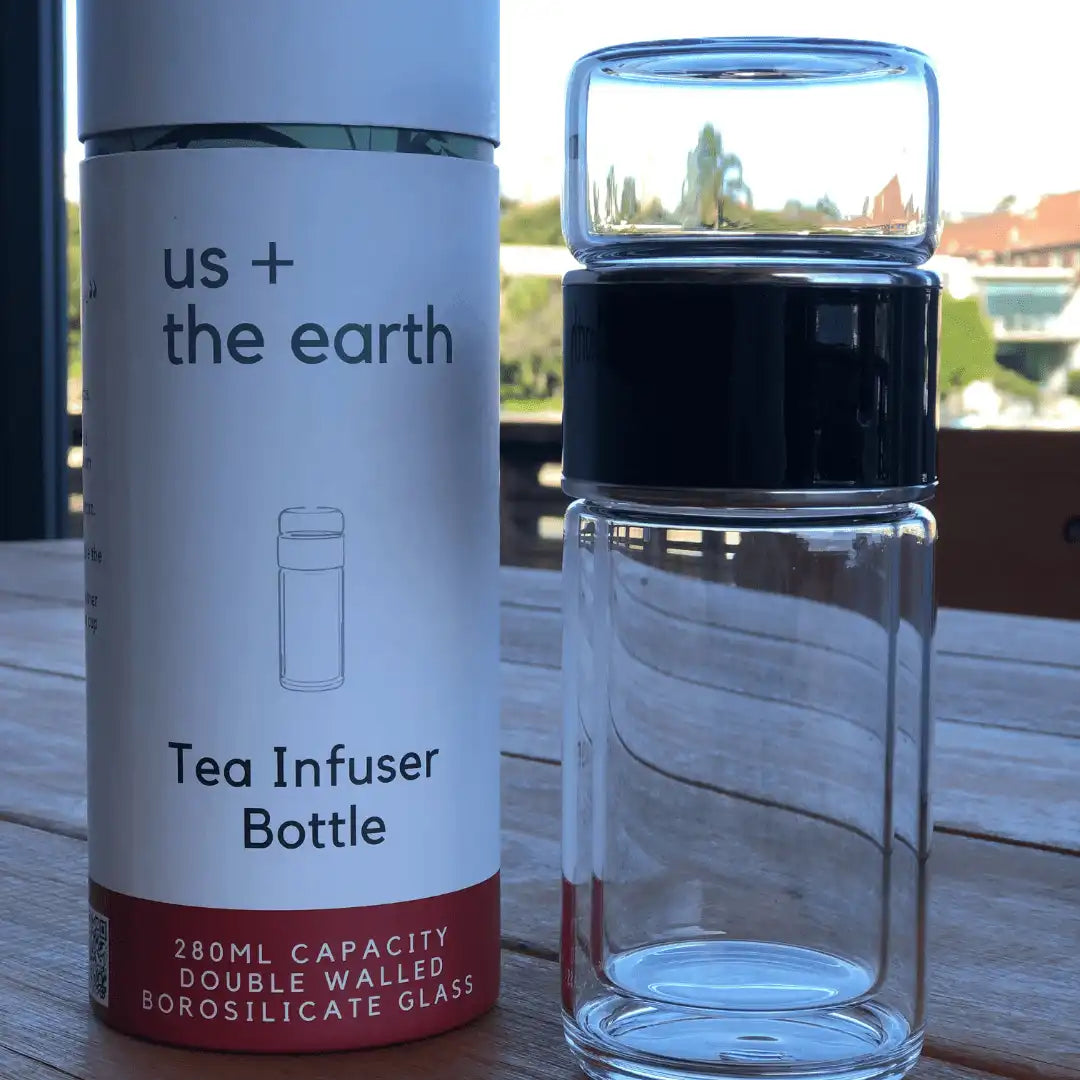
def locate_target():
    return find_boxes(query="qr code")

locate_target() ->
[89,907,109,1006]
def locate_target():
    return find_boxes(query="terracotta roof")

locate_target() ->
[1018,191,1080,250]
[846,174,915,230]
[940,190,1080,258]
[871,175,906,224]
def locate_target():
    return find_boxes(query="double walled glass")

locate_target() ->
[561,494,935,1080]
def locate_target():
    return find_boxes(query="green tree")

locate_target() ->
[939,293,1042,401]
[500,275,563,401]
[618,176,639,223]
[635,195,678,226]
[499,197,563,245]
[991,365,1041,402]
[815,195,841,219]
[67,201,82,384]
[938,293,997,391]
[603,166,618,224]
[678,123,752,228]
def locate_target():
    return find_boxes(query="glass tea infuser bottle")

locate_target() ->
[560,39,940,1080]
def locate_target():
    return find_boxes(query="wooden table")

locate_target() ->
[1,540,1077,1080]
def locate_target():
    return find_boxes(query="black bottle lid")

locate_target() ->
[562,266,940,495]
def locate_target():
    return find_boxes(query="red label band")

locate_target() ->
[89,875,500,1052]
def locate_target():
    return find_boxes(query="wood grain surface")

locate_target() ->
[0,821,573,1080]
[0,542,1077,1080]
[0,823,1016,1080]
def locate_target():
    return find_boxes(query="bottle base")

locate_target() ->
[566,995,921,1080]
[279,674,345,692]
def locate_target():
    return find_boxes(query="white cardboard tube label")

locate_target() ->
[81,148,501,912]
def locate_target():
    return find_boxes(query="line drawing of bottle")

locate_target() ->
[277,507,345,692]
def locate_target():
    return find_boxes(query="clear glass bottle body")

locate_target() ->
[561,494,935,1080]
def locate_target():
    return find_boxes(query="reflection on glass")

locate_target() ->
[565,39,939,264]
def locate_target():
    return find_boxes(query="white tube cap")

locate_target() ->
[78,0,499,143]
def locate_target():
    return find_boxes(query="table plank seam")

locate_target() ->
[502,655,559,673]
[611,574,895,675]
[606,713,899,854]
[504,749,559,767]
[499,940,559,964]
[0,660,85,683]
[0,590,83,609]
[924,1036,1074,1080]
[497,649,1079,744]
[940,651,1080,674]
[0,811,565,967]
[6,640,1073,752]
[934,824,1080,859]
[0,1043,79,1080]
[4,643,1071,751]
[0,810,87,842]
[500,578,1080,675]
[502,599,560,615]
[6,746,1074,861]
[613,626,888,736]
[940,714,1080,741]
[503,591,1080,673]
[0,545,82,561]
[503,751,1078,861]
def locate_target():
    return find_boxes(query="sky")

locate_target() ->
[64,0,1080,216]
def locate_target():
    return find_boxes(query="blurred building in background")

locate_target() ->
[940,190,1080,269]
[931,191,1080,426]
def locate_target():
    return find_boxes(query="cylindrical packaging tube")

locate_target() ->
[79,0,501,1052]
